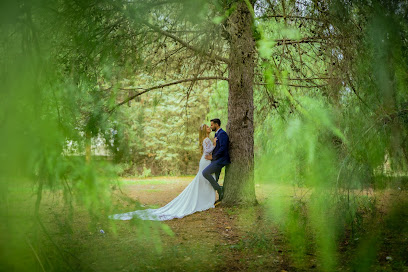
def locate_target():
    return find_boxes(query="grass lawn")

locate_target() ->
[3,176,408,271]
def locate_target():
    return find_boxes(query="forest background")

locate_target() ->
[1,0,408,271]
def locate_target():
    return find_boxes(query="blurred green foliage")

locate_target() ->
[254,0,408,271]
[0,1,171,270]
[1,0,408,271]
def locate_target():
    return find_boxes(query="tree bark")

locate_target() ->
[223,1,257,206]
[85,131,91,163]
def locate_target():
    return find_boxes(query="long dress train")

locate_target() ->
[109,137,216,221]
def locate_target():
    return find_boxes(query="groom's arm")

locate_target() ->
[212,132,228,161]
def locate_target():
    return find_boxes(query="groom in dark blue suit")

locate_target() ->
[203,118,230,201]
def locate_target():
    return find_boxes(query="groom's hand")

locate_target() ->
[205,154,212,160]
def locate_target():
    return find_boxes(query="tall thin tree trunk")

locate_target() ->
[85,131,91,163]
[224,1,257,206]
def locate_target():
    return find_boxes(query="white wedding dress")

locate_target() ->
[109,137,216,221]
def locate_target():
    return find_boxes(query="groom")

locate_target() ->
[203,118,231,201]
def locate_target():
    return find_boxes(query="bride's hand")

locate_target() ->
[213,137,217,146]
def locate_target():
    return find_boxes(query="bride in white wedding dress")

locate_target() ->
[109,124,217,221]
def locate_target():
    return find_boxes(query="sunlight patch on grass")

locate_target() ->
[118,176,195,185]
[144,189,162,193]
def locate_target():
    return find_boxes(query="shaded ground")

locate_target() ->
[107,176,293,271]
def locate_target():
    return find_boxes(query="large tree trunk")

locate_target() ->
[223,1,257,206]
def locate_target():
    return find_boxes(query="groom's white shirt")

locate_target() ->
[215,128,221,134]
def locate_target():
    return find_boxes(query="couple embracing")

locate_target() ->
[110,118,230,221]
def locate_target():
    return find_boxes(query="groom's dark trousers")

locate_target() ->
[203,128,231,191]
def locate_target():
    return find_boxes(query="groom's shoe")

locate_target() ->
[218,186,224,201]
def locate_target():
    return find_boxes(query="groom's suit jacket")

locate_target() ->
[212,128,231,164]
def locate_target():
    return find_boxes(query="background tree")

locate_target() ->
[53,0,258,205]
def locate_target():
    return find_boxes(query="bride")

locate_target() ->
[109,124,217,221]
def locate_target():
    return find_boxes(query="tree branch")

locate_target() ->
[142,21,229,64]
[346,75,372,111]
[256,82,327,88]
[110,76,229,112]
[287,77,339,81]
[260,14,325,22]
[275,37,324,46]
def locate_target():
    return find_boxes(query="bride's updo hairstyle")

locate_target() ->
[199,124,209,154]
